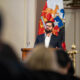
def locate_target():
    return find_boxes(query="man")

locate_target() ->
[35,21,62,48]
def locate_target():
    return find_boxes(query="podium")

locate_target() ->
[21,48,56,60]
[21,48,77,68]
[21,48,33,60]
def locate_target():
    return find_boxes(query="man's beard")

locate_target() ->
[45,29,52,34]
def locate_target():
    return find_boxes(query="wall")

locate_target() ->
[65,9,80,77]
[0,0,25,59]
[0,0,37,59]
[26,0,37,48]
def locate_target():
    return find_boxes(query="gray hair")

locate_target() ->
[24,44,59,71]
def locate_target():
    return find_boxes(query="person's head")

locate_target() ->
[24,44,57,71]
[45,21,54,34]
[0,43,21,75]
[55,49,74,75]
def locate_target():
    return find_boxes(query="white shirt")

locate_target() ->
[45,33,52,48]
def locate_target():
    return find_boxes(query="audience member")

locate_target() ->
[24,44,80,80]
[0,11,33,80]
[55,49,74,75]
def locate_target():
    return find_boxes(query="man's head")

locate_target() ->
[55,49,74,75]
[45,21,54,34]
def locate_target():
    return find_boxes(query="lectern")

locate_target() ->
[21,47,77,69]
[21,48,56,60]
[21,48,33,60]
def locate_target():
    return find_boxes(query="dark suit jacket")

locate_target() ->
[31,70,80,80]
[35,34,62,48]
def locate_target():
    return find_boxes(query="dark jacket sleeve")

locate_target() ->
[57,36,62,48]
[34,36,39,47]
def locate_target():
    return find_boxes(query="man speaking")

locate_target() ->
[35,21,62,48]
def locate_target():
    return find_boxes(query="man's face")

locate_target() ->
[45,23,53,33]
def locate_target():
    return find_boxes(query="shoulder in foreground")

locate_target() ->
[73,76,80,80]
[0,41,13,49]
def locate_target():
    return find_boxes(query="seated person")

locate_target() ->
[0,12,32,80]
[35,21,62,48]
[55,49,75,76]
[24,44,80,80]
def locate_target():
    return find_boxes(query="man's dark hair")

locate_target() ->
[55,49,74,75]
[45,21,54,27]
[55,49,71,68]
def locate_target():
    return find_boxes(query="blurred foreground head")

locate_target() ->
[55,49,74,75]
[0,11,22,76]
[25,44,57,71]
[24,44,74,75]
